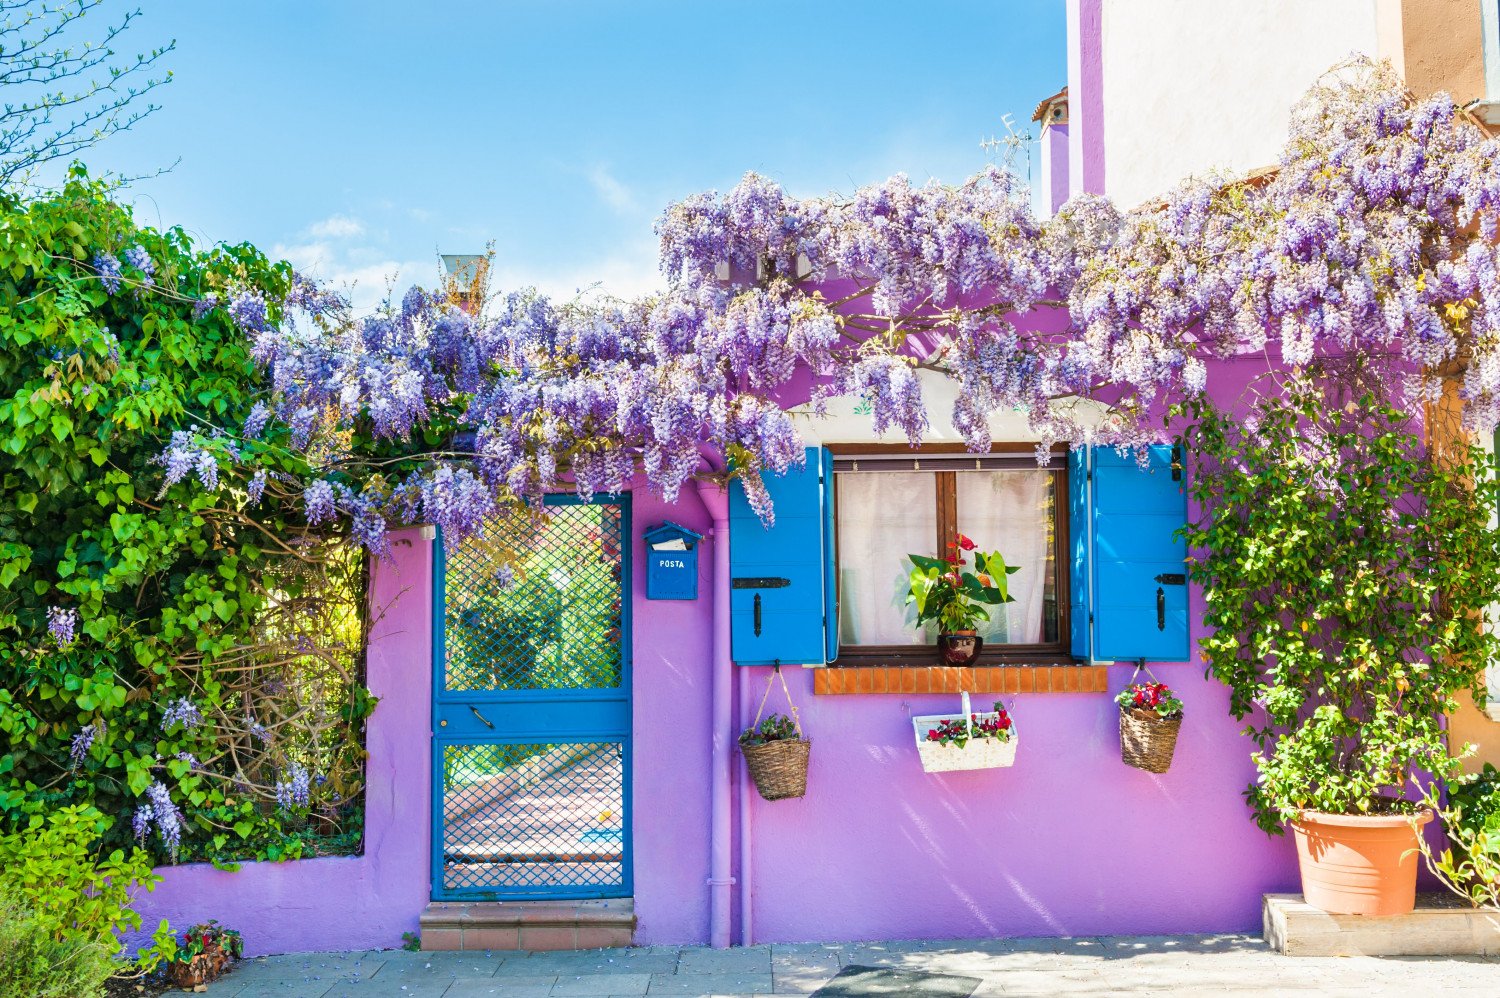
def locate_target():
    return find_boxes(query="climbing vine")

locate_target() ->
[0,171,377,862]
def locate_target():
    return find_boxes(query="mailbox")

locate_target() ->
[643,521,703,600]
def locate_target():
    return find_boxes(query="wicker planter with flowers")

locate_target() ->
[739,667,809,801]
[913,692,1018,773]
[1116,679,1184,774]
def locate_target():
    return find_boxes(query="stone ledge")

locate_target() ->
[420,898,635,951]
[1264,892,1500,956]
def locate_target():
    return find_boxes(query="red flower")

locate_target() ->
[957,534,976,551]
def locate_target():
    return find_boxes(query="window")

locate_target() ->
[831,446,1068,663]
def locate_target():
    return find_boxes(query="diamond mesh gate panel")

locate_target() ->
[444,504,623,693]
[437,500,629,897]
[441,742,625,892]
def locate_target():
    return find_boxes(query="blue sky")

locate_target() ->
[94,1,1066,311]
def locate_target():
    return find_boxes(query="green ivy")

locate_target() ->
[0,170,373,864]
[1180,374,1500,835]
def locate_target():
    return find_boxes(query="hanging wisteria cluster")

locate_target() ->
[156,58,1500,549]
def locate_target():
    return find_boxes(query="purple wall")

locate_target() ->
[128,528,434,958]
[1043,122,1070,216]
[736,665,1295,943]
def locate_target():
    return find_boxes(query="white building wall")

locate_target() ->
[1100,0,1384,207]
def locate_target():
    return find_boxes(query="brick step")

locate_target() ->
[420,898,636,951]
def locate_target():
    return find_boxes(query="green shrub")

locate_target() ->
[0,889,115,998]
[0,806,164,960]
[1431,764,1500,906]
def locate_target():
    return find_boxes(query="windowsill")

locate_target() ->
[813,664,1110,695]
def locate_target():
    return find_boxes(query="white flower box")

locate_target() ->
[911,711,1018,773]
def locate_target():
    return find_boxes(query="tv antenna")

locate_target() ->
[980,113,1033,180]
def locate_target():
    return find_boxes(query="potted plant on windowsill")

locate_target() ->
[912,692,1017,772]
[906,532,1019,666]
[1116,679,1184,774]
[1180,372,1500,916]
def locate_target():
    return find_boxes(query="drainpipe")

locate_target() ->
[738,663,753,945]
[694,479,734,949]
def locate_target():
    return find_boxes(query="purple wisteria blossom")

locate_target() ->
[158,430,220,493]
[47,606,77,648]
[192,292,219,320]
[157,57,1500,543]
[246,469,267,506]
[136,781,184,857]
[70,722,99,767]
[274,762,311,812]
[123,245,155,286]
[161,698,202,731]
[92,252,122,294]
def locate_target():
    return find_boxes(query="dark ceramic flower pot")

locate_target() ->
[937,630,983,665]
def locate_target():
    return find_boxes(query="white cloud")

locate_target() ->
[306,214,366,239]
[272,238,437,313]
[586,165,639,215]
[488,236,664,303]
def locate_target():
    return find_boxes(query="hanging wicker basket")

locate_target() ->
[742,738,811,801]
[1119,707,1182,774]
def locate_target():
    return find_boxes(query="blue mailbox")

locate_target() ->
[643,521,704,600]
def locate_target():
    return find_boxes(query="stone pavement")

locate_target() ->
[197,934,1500,998]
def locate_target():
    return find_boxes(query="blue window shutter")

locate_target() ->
[1091,444,1190,662]
[1067,445,1092,660]
[729,448,831,666]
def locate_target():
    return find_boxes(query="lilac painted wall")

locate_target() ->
[128,528,434,958]
[738,666,1294,943]
[627,487,717,945]
[1067,0,1106,195]
[1042,122,1070,216]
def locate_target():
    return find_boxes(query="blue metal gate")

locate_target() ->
[431,495,632,900]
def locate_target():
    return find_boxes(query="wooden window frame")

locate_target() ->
[828,443,1073,666]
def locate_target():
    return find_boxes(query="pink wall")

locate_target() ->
[128,528,434,958]
[736,664,1295,943]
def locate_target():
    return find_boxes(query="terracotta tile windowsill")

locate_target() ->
[813,665,1109,695]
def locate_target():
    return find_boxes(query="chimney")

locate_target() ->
[1031,87,1070,215]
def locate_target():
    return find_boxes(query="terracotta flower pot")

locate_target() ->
[1291,809,1434,915]
[937,630,983,665]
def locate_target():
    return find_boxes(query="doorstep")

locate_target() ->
[419,898,636,952]
[1263,892,1500,956]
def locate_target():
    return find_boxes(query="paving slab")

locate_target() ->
[512,952,681,976]
[191,933,1500,997]
[675,946,772,975]
[646,972,775,995]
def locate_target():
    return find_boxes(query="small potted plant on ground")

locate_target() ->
[1116,679,1184,774]
[740,712,810,801]
[167,920,243,988]
[912,693,1018,772]
[906,533,1019,665]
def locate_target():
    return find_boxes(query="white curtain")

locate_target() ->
[836,473,937,646]
[956,471,1051,644]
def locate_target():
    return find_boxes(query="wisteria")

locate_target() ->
[274,762,311,812]
[69,722,98,767]
[92,251,122,294]
[47,606,77,648]
[161,697,203,731]
[159,58,1500,546]
[134,780,184,857]
[123,244,155,286]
